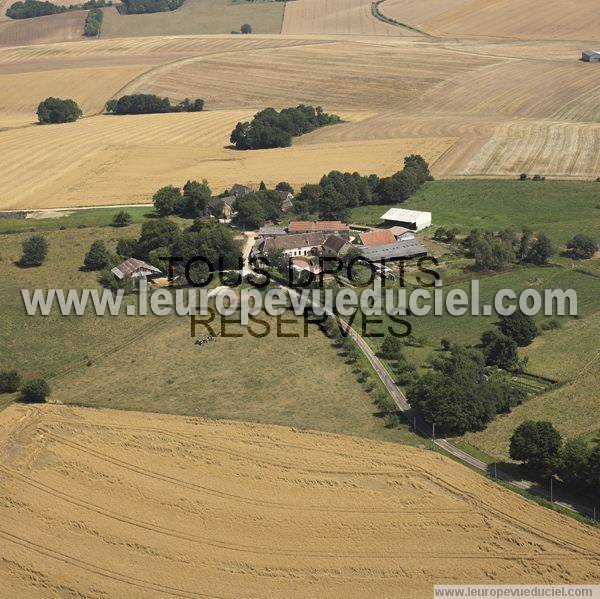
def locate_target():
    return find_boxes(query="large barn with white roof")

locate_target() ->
[380,208,432,231]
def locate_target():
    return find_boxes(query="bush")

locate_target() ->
[20,379,51,403]
[566,234,598,260]
[20,234,48,267]
[37,97,82,124]
[7,0,65,18]
[240,23,252,34]
[519,173,528,180]
[83,240,113,270]
[0,370,21,393]
[112,211,132,227]
[230,105,341,150]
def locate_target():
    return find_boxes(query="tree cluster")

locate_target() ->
[462,227,553,271]
[230,105,341,150]
[111,218,242,286]
[119,0,183,14]
[233,190,284,229]
[566,234,598,260]
[37,97,82,124]
[7,0,108,18]
[407,344,525,436]
[152,180,211,218]
[510,421,599,501]
[83,7,103,36]
[292,155,433,221]
[106,94,204,115]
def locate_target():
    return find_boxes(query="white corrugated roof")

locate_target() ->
[380,208,431,221]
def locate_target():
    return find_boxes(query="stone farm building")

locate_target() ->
[256,232,327,258]
[288,220,350,238]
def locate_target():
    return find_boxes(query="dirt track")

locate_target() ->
[0,404,598,597]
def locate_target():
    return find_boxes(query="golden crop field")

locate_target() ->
[0,109,453,208]
[1,404,598,597]
[0,11,85,47]
[282,0,405,36]
[380,0,600,41]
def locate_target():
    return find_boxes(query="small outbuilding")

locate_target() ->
[380,208,432,231]
[111,258,161,280]
[582,50,600,62]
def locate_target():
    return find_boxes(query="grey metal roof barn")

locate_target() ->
[111,258,161,280]
[358,240,428,262]
[582,50,600,62]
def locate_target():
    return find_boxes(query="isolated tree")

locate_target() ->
[84,240,113,271]
[509,420,562,476]
[112,211,132,227]
[240,23,252,34]
[0,370,21,393]
[566,234,598,260]
[526,232,553,265]
[20,234,48,267]
[379,335,404,360]
[259,180,267,191]
[480,329,519,370]
[20,378,51,403]
[37,97,82,124]
[498,311,538,347]
[153,185,182,217]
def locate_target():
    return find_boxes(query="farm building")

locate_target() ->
[288,220,350,238]
[380,208,432,231]
[256,232,327,258]
[582,50,600,62]
[258,226,287,237]
[358,239,428,263]
[230,183,254,197]
[357,229,396,247]
[111,258,161,280]
[322,234,352,258]
[208,195,237,220]
[387,226,415,241]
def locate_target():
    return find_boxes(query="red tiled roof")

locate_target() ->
[359,229,397,247]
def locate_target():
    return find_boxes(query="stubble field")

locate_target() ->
[1,403,598,598]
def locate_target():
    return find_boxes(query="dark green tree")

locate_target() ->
[112,211,132,227]
[0,370,21,393]
[498,311,538,347]
[379,335,404,360]
[240,23,252,34]
[557,438,591,490]
[153,185,182,216]
[20,379,51,403]
[509,420,562,476]
[20,234,48,267]
[37,97,82,124]
[526,232,553,265]
[480,329,519,370]
[566,234,598,260]
[182,179,211,218]
[84,240,113,271]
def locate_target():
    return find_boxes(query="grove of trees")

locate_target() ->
[119,0,183,14]
[230,105,341,150]
[233,190,285,229]
[20,379,51,403]
[106,94,204,115]
[152,180,211,218]
[0,370,21,393]
[7,0,109,17]
[37,97,82,124]
[292,155,433,221]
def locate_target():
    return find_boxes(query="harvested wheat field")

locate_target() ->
[282,0,406,36]
[0,110,453,208]
[380,0,600,41]
[0,403,598,598]
[0,11,85,47]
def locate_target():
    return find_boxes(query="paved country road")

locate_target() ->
[284,286,596,521]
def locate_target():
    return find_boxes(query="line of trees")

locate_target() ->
[118,0,183,14]
[37,97,82,124]
[510,421,599,503]
[105,94,204,115]
[292,154,433,221]
[7,0,108,18]
[83,7,103,36]
[230,105,341,150]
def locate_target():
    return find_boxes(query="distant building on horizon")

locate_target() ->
[582,50,600,62]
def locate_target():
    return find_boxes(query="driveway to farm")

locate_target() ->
[284,286,596,520]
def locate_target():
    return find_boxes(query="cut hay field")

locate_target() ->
[381,0,600,41]
[101,0,285,38]
[282,0,406,36]
[0,110,452,209]
[1,404,598,598]
[0,11,85,47]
